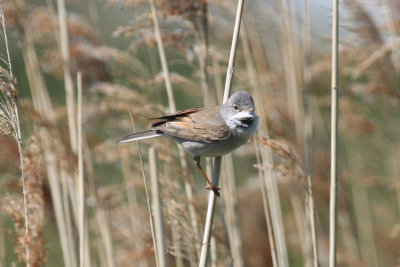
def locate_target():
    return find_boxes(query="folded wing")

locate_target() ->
[151,107,231,143]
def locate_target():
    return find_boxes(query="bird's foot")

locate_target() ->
[206,184,221,197]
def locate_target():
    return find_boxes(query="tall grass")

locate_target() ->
[0,5,30,266]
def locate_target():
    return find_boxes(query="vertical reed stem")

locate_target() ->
[148,0,176,112]
[147,0,200,260]
[128,112,158,267]
[77,72,85,267]
[307,176,318,267]
[56,0,77,152]
[329,0,339,266]
[199,0,244,266]
[0,6,30,265]
[149,147,167,267]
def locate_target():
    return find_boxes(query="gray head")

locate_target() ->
[220,90,256,120]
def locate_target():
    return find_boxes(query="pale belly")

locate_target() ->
[172,117,258,157]
[178,136,248,157]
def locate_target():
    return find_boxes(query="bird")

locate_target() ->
[117,90,259,196]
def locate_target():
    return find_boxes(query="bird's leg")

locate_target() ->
[194,156,220,197]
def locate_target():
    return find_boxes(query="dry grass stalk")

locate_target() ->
[3,137,46,266]
[329,0,339,266]
[129,112,159,266]
[307,176,319,267]
[149,147,167,267]
[254,140,278,267]
[56,0,78,152]
[278,0,304,149]
[11,2,77,264]
[0,217,4,267]
[199,0,245,265]
[147,2,201,260]
[237,13,286,266]
[0,5,31,265]
[148,0,176,113]
[77,72,86,267]
[221,153,244,267]
[349,164,379,267]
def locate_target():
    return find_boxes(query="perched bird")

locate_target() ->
[117,90,259,196]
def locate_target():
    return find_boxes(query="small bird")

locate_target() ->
[117,90,259,196]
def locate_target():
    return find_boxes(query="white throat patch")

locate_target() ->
[225,111,257,129]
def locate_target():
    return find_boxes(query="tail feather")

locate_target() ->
[117,129,161,144]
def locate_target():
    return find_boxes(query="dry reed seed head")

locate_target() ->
[110,1,197,52]
[29,8,99,45]
[132,27,193,52]
[344,0,383,46]
[0,113,13,135]
[3,135,47,266]
[161,178,201,262]
[26,8,109,83]
[259,135,299,163]
[155,0,205,29]
[0,67,19,99]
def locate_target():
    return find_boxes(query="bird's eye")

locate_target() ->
[233,104,239,111]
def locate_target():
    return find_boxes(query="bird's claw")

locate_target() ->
[206,184,221,197]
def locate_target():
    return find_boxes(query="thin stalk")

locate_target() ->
[14,2,76,265]
[199,0,245,266]
[15,107,29,267]
[199,157,222,267]
[83,135,115,267]
[196,1,215,107]
[303,1,318,263]
[148,0,176,112]
[2,26,30,267]
[170,221,184,267]
[307,176,319,267]
[2,5,30,265]
[289,189,311,267]
[254,140,278,267]
[44,147,75,267]
[351,172,378,267]
[218,200,233,266]
[57,0,78,152]
[77,72,85,267]
[149,147,167,267]
[128,110,158,266]
[260,149,289,267]
[278,0,304,149]
[221,154,244,267]
[0,217,4,267]
[147,0,200,259]
[239,7,288,266]
[329,0,339,266]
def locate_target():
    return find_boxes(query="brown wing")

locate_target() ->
[153,107,231,143]
[150,108,201,127]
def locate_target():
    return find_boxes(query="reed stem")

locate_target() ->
[77,72,85,267]
[199,0,245,265]
[329,0,339,266]
[149,147,167,267]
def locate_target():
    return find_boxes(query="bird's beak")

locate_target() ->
[243,107,255,113]
[234,109,257,121]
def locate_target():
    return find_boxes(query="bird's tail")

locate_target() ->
[117,129,161,144]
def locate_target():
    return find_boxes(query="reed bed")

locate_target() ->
[1,0,399,266]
